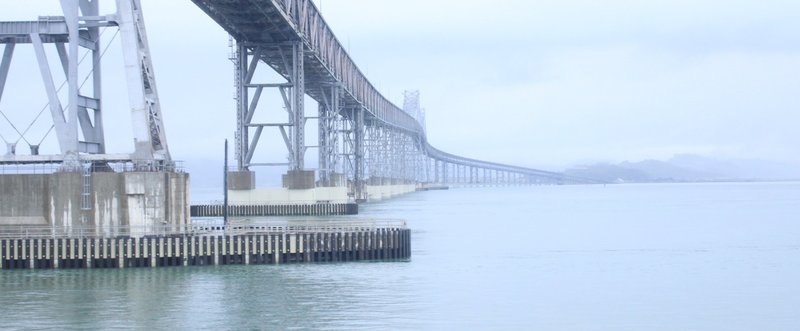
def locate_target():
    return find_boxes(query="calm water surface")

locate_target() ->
[1,182,798,330]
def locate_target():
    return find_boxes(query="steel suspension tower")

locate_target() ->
[0,0,171,168]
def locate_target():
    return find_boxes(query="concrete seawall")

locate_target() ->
[0,224,410,269]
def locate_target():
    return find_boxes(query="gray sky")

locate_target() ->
[1,0,798,170]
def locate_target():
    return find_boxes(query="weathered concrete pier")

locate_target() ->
[0,220,410,269]
[0,162,189,229]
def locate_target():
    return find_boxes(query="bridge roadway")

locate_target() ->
[191,0,592,187]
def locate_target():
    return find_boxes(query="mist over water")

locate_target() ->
[1,182,798,330]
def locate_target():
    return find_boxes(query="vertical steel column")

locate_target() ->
[117,0,170,162]
[0,43,14,155]
[82,0,104,155]
[339,108,355,184]
[353,107,365,200]
[388,129,396,182]
[235,42,248,170]
[423,151,427,184]
[0,44,13,103]
[364,123,374,183]
[318,85,340,186]
[470,167,475,185]
[318,100,329,184]
[61,0,81,158]
[434,160,439,183]
[290,41,305,170]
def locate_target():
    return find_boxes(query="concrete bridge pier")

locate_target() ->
[0,166,189,234]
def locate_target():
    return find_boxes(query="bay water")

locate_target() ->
[1,182,798,330]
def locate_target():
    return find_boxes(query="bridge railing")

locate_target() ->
[272,0,424,136]
[200,218,407,236]
[0,224,195,239]
[0,219,407,239]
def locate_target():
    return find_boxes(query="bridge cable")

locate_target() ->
[0,109,27,145]
[0,114,9,144]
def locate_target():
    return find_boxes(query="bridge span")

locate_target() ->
[192,0,593,201]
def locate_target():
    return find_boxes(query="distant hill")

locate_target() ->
[565,155,800,183]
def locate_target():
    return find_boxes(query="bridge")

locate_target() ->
[0,0,594,222]
[190,0,592,201]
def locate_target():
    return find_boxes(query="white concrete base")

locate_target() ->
[365,184,417,201]
[228,186,350,204]
[226,184,418,204]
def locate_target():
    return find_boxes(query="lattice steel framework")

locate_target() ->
[233,42,306,170]
[0,0,170,168]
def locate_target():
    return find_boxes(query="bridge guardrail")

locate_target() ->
[0,218,407,239]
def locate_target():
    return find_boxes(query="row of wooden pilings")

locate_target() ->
[189,203,359,217]
[0,228,410,269]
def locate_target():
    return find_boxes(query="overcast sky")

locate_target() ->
[1,0,798,171]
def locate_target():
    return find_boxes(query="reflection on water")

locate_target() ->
[0,263,420,330]
[1,182,799,330]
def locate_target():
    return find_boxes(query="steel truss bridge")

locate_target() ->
[0,0,594,202]
[192,0,594,199]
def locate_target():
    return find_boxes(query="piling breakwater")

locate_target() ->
[0,220,410,269]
